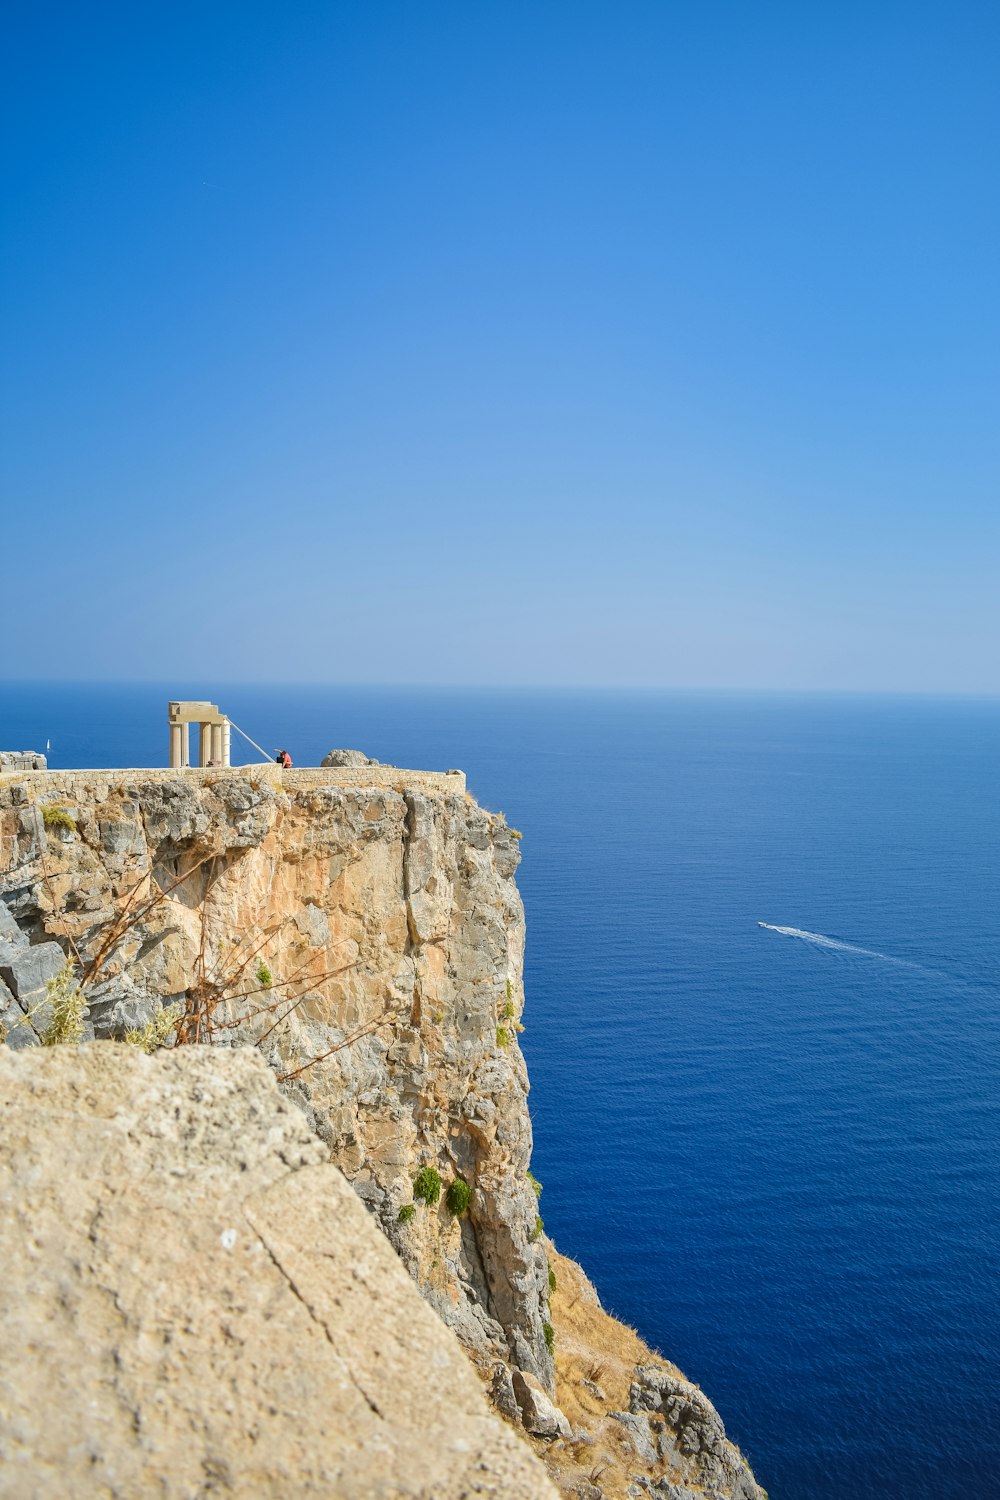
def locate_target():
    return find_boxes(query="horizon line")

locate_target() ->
[2,679,999,701]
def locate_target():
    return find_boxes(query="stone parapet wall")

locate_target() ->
[0,762,466,795]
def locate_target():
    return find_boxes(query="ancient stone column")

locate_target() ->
[199,724,211,768]
[221,719,231,767]
[211,723,224,765]
[180,723,190,768]
[170,724,182,769]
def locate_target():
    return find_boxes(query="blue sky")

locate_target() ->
[2,2,997,689]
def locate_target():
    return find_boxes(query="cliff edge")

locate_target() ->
[0,762,764,1499]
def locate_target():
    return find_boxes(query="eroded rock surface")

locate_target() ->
[0,767,552,1387]
[0,1044,557,1500]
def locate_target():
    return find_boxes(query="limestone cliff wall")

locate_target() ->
[0,763,765,1500]
[0,765,552,1386]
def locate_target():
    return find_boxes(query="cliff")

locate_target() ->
[0,761,764,1500]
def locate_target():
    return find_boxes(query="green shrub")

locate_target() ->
[496,1025,510,1048]
[531,1213,544,1242]
[446,1178,472,1217]
[548,1264,557,1293]
[543,1320,554,1353]
[398,1203,417,1223]
[510,829,523,840]
[413,1165,442,1206]
[527,1169,543,1198]
[502,999,516,1019]
[255,961,273,989]
[41,804,76,834]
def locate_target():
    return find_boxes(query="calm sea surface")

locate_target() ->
[3,684,999,1499]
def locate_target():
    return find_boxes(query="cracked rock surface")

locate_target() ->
[0,1044,557,1500]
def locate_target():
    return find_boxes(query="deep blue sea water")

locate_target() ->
[3,684,999,1499]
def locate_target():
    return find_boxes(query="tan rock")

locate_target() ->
[0,768,552,1387]
[0,1043,557,1500]
[512,1369,573,1440]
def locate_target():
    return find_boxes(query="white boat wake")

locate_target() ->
[757,923,920,968]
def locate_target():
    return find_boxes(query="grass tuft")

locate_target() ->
[124,1003,182,1054]
[41,804,76,834]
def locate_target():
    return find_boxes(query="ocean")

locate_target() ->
[3,683,998,1499]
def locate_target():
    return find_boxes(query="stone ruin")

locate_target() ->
[168,700,231,768]
[0,751,46,771]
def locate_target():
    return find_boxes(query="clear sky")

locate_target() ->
[2,2,997,689]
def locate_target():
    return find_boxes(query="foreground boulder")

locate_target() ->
[0,1044,557,1500]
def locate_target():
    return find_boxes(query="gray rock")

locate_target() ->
[630,1365,763,1500]
[0,941,65,1006]
[0,901,24,947]
[295,902,330,947]
[611,1409,659,1464]
[0,972,38,1049]
[512,1367,572,1439]
[320,748,380,767]
[1,1013,40,1049]
[490,1360,521,1421]
[0,750,46,770]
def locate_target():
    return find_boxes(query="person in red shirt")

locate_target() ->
[276,749,293,769]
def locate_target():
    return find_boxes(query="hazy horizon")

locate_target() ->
[2,677,998,700]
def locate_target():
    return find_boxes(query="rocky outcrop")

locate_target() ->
[0,1043,557,1499]
[0,894,78,1048]
[624,1366,761,1500]
[0,766,552,1389]
[320,747,381,767]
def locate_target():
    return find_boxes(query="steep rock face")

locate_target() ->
[0,1044,558,1500]
[0,767,552,1386]
[0,764,766,1500]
